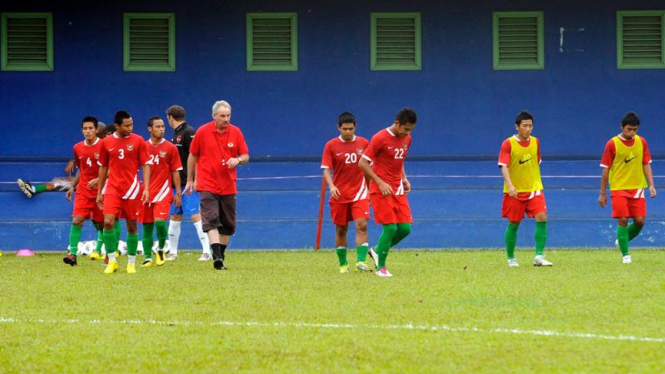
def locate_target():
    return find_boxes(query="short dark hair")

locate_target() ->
[515,111,533,125]
[147,116,163,128]
[621,111,640,127]
[114,110,132,125]
[395,108,417,125]
[166,105,186,121]
[104,123,116,135]
[81,116,98,129]
[337,111,356,127]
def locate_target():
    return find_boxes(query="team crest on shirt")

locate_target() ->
[176,135,182,144]
[403,143,409,150]
[356,148,364,155]
[227,142,234,147]
[94,152,99,159]
[160,150,167,158]
[127,144,134,151]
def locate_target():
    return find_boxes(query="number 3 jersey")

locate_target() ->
[73,138,102,199]
[321,135,370,203]
[362,128,412,196]
[99,133,151,199]
[145,138,182,203]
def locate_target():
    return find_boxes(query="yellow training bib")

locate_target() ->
[609,135,647,191]
[504,136,543,193]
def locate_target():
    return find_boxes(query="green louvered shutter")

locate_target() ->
[617,11,665,69]
[247,13,298,71]
[123,13,175,72]
[493,12,544,70]
[1,13,53,71]
[371,13,421,71]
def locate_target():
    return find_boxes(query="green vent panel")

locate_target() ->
[371,12,421,71]
[617,11,665,69]
[1,13,53,71]
[123,13,175,72]
[493,11,544,70]
[247,13,298,71]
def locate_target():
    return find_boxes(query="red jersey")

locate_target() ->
[73,138,102,199]
[190,122,249,196]
[362,128,412,196]
[145,139,182,203]
[99,133,150,200]
[321,135,370,203]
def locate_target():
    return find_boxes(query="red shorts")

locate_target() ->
[72,193,103,223]
[103,194,142,221]
[611,196,646,218]
[330,200,370,226]
[501,194,547,222]
[140,200,172,224]
[370,193,412,225]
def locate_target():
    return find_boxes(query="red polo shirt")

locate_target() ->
[190,121,249,196]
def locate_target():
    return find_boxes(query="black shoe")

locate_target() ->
[213,258,227,270]
[63,254,78,266]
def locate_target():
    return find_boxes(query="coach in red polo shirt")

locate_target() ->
[185,100,249,270]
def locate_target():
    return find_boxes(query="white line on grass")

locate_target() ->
[1,317,663,343]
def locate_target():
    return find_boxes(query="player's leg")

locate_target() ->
[611,196,631,263]
[335,224,349,273]
[155,219,168,265]
[628,198,646,243]
[90,205,105,260]
[351,200,370,271]
[214,195,237,270]
[200,192,225,270]
[376,223,397,275]
[390,195,413,247]
[167,190,183,260]
[64,215,85,266]
[187,192,211,261]
[502,195,526,266]
[532,212,552,267]
[102,212,120,274]
[123,199,142,273]
[628,217,644,241]
[141,205,155,267]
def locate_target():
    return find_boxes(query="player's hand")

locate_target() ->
[66,188,74,201]
[403,178,411,194]
[141,190,150,205]
[378,181,394,196]
[184,181,194,195]
[96,195,104,210]
[649,186,657,198]
[227,157,240,169]
[598,193,607,207]
[88,178,99,189]
[64,160,75,175]
[174,193,182,208]
[329,185,340,200]
[508,185,518,198]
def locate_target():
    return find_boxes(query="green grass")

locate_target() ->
[0,249,664,374]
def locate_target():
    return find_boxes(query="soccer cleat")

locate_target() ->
[155,250,166,266]
[355,262,372,272]
[141,259,153,267]
[198,253,212,261]
[622,255,632,264]
[104,260,119,274]
[17,178,34,198]
[533,256,553,267]
[63,254,78,267]
[376,267,393,277]
[89,252,101,261]
[507,258,519,267]
[126,263,136,274]
[165,254,177,262]
[368,247,379,268]
[340,264,350,273]
[213,257,227,270]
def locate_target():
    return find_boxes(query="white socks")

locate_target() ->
[128,255,136,265]
[168,221,181,256]
[194,221,211,254]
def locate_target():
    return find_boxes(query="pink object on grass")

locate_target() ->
[16,249,35,257]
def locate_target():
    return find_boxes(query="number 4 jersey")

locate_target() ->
[321,135,370,203]
[362,128,412,196]
[73,138,102,199]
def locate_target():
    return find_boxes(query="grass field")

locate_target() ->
[0,249,663,374]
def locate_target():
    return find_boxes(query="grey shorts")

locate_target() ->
[200,191,237,235]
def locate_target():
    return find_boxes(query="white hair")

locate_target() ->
[212,100,232,115]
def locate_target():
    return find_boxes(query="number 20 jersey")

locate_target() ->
[321,135,370,203]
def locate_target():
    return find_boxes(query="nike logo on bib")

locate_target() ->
[624,156,637,164]
[518,159,531,164]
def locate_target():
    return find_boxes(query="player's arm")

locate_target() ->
[599,168,609,207]
[322,168,340,200]
[185,153,198,195]
[358,157,393,196]
[96,166,108,209]
[599,140,615,207]
[401,165,411,194]
[66,169,81,201]
[172,171,182,208]
[500,166,517,198]
[141,164,151,204]
[64,158,76,175]
[644,163,656,198]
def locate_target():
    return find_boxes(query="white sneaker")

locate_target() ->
[165,254,177,262]
[622,255,632,264]
[368,247,379,268]
[507,258,519,267]
[198,253,212,261]
[376,267,393,277]
[533,255,553,267]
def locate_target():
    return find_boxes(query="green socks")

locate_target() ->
[535,221,547,256]
[142,223,154,260]
[505,223,519,259]
[68,224,82,255]
[617,226,629,256]
[627,223,643,241]
[126,233,139,256]
[94,230,103,254]
[155,220,168,249]
[391,223,412,247]
[356,243,368,262]
[103,229,118,254]
[377,224,397,269]
[335,246,347,266]
[34,184,47,194]
[114,220,121,242]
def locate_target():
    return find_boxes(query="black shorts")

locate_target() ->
[200,191,237,235]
